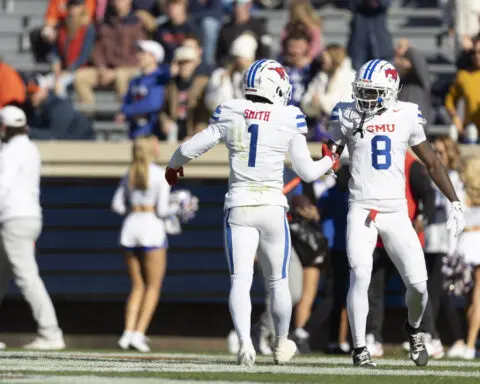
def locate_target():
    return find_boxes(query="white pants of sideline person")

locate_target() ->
[0,218,64,346]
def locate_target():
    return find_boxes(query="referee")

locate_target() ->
[0,106,64,350]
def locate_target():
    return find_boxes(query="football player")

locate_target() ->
[165,59,336,366]
[327,59,466,367]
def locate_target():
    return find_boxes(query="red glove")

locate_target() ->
[165,167,184,186]
[322,144,339,170]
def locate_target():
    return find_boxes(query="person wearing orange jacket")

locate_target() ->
[30,0,96,63]
[0,61,26,108]
[365,151,436,358]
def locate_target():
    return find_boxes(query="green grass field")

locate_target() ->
[0,350,479,383]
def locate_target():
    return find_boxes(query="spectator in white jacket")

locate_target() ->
[204,33,257,112]
[301,44,355,119]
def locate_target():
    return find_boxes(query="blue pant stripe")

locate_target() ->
[225,209,234,275]
[282,215,290,279]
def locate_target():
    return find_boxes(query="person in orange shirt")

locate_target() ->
[30,0,96,63]
[0,61,26,108]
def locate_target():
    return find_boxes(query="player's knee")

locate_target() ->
[230,271,253,288]
[409,280,428,296]
[350,265,372,288]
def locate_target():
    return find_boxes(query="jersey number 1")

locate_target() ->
[371,135,392,170]
[248,124,259,167]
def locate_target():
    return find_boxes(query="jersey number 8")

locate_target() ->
[371,135,392,170]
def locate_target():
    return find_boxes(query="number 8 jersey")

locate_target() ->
[328,100,427,212]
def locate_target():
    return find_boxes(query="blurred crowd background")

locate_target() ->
[1,0,480,359]
[1,0,480,144]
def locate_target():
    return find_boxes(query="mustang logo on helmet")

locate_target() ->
[268,67,287,80]
[385,68,398,82]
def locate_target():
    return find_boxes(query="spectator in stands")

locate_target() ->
[302,44,355,119]
[115,41,170,139]
[0,61,26,108]
[453,0,480,53]
[23,74,94,140]
[30,0,96,63]
[280,31,316,107]
[347,0,393,71]
[111,136,172,353]
[155,0,201,63]
[457,155,480,359]
[99,0,158,31]
[204,33,257,112]
[188,0,225,67]
[445,37,480,143]
[74,0,146,108]
[425,136,466,359]
[215,0,272,66]
[160,45,210,141]
[394,39,433,124]
[180,34,212,75]
[49,0,96,98]
[282,0,322,60]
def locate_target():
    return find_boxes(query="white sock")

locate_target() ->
[406,281,428,329]
[121,330,133,339]
[347,266,372,348]
[229,273,253,344]
[295,328,309,339]
[268,277,292,338]
[132,331,145,340]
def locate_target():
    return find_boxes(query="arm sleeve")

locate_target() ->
[327,104,347,145]
[409,161,435,223]
[0,149,20,203]
[444,74,462,116]
[68,25,96,70]
[111,176,127,215]
[289,134,333,183]
[168,121,225,169]
[408,107,427,147]
[155,173,171,218]
[121,84,165,117]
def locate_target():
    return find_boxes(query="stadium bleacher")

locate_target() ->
[0,0,455,140]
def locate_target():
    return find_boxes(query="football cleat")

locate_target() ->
[274,338,297,364]
[237,342,256,367]
[352,347,376,367]
[405,322,429,366]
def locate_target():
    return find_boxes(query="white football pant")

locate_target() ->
[346,205,428,348]
[224,206,292,344]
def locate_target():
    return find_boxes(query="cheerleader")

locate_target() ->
[111,136,172,353]
[458,156,480,359]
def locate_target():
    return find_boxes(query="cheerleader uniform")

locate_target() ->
[458,207,480,266]
[111,163,172,250]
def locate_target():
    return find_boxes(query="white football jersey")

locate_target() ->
[214,99,308,209]
[328,100,427,212]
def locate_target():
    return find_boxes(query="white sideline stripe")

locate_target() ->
[7,377,274,384]
[2,351,480,368]
[1,358,480,378]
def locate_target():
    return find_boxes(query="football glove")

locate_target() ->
[165,167,184,186]
[447,201,466,237]
[322,143,339,167]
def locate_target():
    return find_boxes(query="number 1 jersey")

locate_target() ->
[328,100,427,212]
[214,99,308,209]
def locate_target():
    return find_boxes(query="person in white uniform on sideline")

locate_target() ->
[112,136,176,353]
[0,106,65,350]
[165,59,336,366]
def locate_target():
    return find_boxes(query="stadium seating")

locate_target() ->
[0,0,454,139]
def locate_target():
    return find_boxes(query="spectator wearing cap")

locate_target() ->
[155,0,201,63]
[74,0,146,107]
[49,0,96,98]
[0,61,26,109]
[188,0,225,67]
[215,0,272,66]
[23,75,94,140]
[180,34,211,75]
[0,106,65,350]
[115,41,170,139]
[30,0,96,63]
[204,33,256,112]
[160,45,209,141]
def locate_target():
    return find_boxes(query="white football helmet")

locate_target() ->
[352,59,400,115]
[243,59,292,106]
